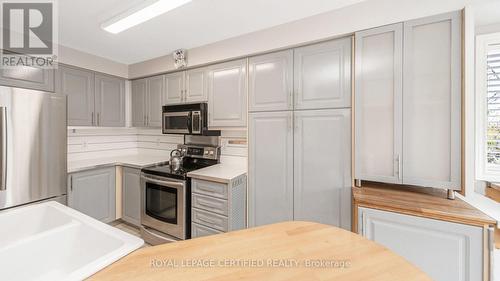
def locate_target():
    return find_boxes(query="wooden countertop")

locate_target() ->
[90,221,430,281]
[353,182,496,227]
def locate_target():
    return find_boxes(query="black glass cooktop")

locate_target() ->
[142,157,218,180]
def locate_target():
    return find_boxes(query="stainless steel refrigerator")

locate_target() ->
[0,86,67,210]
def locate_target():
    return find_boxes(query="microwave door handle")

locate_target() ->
[187,112,192,134]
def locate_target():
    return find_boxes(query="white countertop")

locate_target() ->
[187,161,247,184]
[68,154,168,173]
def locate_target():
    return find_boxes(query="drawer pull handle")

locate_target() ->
[198,200,223,209]
[198,217,217,225]
[197,186,219,193]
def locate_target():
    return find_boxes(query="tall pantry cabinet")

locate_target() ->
[354,11,462,191]
[249,37,352,229]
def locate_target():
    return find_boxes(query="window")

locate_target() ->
[476,33,500,181]
[487,48,500,166]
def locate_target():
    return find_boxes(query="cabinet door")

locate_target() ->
[294,109,351,230]
[0,65,54,92]
[248,50,293,112]
[164,72,185,105]
[122,167,141,226]
[359,207,483,281]
[185,68,208,103]
[94,74,125,127]
[294,38,351,110]
[402,11,461,189]
[249,111,293,227]
[68,167,116,223]
[147,75,164,127]
[207,59,247,127]
[58,66,95,126]
[131,79,147,127]
[355,24,403,184]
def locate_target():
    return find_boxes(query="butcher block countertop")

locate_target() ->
[353,182,496,228]
[90,221,430,281]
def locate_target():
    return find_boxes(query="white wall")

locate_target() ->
[58,45,128,78]
[476,22,500,35]
[129,0,473,78]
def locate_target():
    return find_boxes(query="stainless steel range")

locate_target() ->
[140,136,220,244]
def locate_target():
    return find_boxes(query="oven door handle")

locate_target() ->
[141,175,185,189]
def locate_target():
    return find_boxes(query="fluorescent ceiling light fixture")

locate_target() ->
[102,0,191,34]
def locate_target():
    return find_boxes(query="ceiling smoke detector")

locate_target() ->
[173,49,187,69]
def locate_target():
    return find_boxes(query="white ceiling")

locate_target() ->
[59,0,366,64]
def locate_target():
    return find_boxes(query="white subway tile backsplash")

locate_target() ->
[68,127,248,163]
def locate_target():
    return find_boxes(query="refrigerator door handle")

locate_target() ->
[0,107,6,191]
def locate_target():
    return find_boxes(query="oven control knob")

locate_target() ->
[209,151,214,156]
[204,150,209,155]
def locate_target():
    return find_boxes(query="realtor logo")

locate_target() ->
[0,1,57,68]
[2,2,53,54]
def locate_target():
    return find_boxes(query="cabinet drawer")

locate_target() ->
[192,193,228,216]
[192,179,228,199]
[192,222,223,238]
[192,208,228,232]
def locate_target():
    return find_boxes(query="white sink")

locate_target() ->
[0,202,144,281]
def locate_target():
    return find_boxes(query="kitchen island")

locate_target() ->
[90,221,430,281]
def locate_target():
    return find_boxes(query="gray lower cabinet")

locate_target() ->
[68,167,116,223]
[293,109,351,229]
[359,207,484,281]
[191,177,247,238]
[0,65,55,92]
[249,109,351,230]
[249,111,294,227]
[122,167,141,226]
[95,74,125,127]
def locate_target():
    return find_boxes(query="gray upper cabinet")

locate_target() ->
[131,78,147,127]
[249,50,293,112]
[147,75,164,127]
[402,11,461,190]
[207,59,247,128]
[185,68,208,103]
[294,38,352,110]
[354,12,462,191]
[164,72,185,105]
[58,65,95,126]
[131,76,163,128]
[0,65,55,92]
[95,74,125,127]
[355,23,403,184]
[68,167,116,223]
[59,64,126,127]
[293,109,351,230]
[122,167,141,226]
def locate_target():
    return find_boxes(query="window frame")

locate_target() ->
[476,32,500,182]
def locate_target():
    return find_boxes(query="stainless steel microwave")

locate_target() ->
[162,103,219,135]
